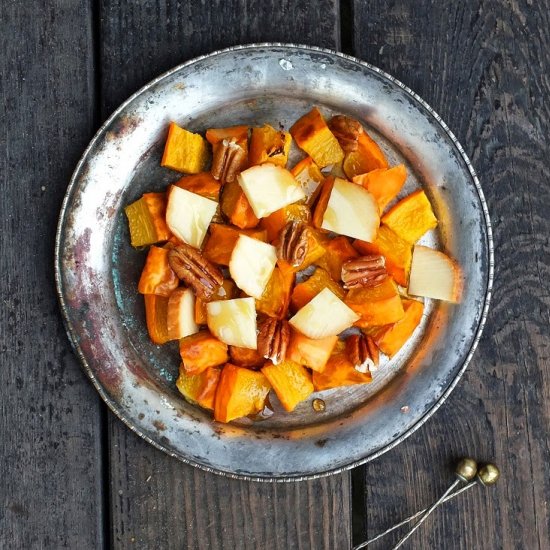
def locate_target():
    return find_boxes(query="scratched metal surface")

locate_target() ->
[55,44,493,480]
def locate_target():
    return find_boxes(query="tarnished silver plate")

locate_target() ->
[55,44,493,481]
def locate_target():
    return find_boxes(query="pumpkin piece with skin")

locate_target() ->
[249,124,292,167]
[161,121,209,174]
[179,330,229,375]
[261,360,314,412]
[124,192,172,247]
[143,294,170,345]
[137,246,179,297]
[176,364,221,410]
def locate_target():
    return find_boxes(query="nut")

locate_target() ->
[341,255,388,289]
[168,243,224,300]
[257,317,290,365]
[277,221,309,268]
[345,334,377,373]
[329,115,364,153]
[211,138,246,184]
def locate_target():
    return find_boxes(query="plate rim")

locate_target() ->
[55,42,494,482]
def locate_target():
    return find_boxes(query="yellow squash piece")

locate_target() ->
[262,360,314,412]
[176,364,221,410]
[124,192,172,247]
[249,124,292,167]
[161,121,209,174]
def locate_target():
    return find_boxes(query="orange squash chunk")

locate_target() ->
[137,246,179,297]
[194,279,238,325]
[220,179,259,229]
[315,236,359,281]
[312,352,372,391]
[229,346,264,369]
[255,267,295,319]
[174,172,221,201]
[342,130,389,179]
[203,224,267,266]
[143,294,170,345]
[312,176,335,229]
[161,121,209,174]
[262,360,314,412]
[381,190,437,243]
[214,364,271,423]
[125,192,172,247]
[287,330,337,373]
[352,164,407,212]
[176,364,221,410]
[370,298,424,357]
[249,124,292,167]
[291,156,325,205]
[354,225,412,286]
[290,267,345,311]
[179,330,229,375]
[290,107,344,168]
[345,277,404,328]
[260,203,311,242]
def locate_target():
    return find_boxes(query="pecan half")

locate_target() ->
[168,243,223,300]
[345,334,378,373]
[211,138,246,184]
[341,255,388,289]
[277,221,309,268]
[329,115,364,153]
[257,318,290,365]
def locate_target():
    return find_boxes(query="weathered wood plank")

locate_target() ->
[0,1,104,548]
[351,1,550,548]
[99,2,351,549]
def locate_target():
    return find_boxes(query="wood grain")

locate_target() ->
[0,1,105,548]
[99,2,351,549]
[351,1,550,548]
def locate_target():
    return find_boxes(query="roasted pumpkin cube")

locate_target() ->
[290,267,345,311]
[291,156,325,206]
[161,121,209,174]
[203,223,267,266]
[381,190,438,243]
[312,352,372,391]
[342,129,389,179]
[260,203,311,242]
[194,279,238,325]
[345,277,405,328]
[287,330,337,373]
[354,225,412,286]
[176,364,221,410]
[353,164,407,212]
[262,359,314,412]
[255,266,295,319]
[143,294,170,345]
[290,107,344,168]
[174,172,221,201]
[214,364,271,423]
[229,346,265,369]
[137,246,179,297]
[220,179,259,229]
[179,330,229,375]
[249,124,292,167]
[370,298,424,357]
[315,236,359,281]
[312,176,335,229]
[125,192,172,247]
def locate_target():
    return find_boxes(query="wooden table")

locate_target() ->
[1,1,549,548]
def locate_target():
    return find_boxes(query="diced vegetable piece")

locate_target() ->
[345,277,405,327]
[161,121,209,174]
[287,331,337,373]
[220,180,259,229]
[255,266,295,319]
[179,330,229,375]
[229,235,277,299]
[262,359,314,412]
[125,192,172,247]
[166,186,218,248]
[203,224,267,266]
[290,107,344,167]
[174,172,221,201]
[249,124,292,167]
[342,129,389,178]
[352,164,407,212]
[320,177,379,242]
[206,297,257,349]
[194,279,238,325]
[138,246,179,297]
[312,352,372,391]
[289,288,359,339]
[408,246,463,303]
[214,364,271,423]
[176,364,221,409]
[238,164,305,219]
[291,156,325,206]
[260,203,311,242]
[167,288,199,340]
[229,346,265,369]
[143,294,170,345]
[290,267,345,311]
[354,225,412,286]
[315,236,359,281]
[381,190,438,243]
[370,298,424,357]
[312,176,335,229]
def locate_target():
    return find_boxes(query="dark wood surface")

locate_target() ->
[1,1,548,549]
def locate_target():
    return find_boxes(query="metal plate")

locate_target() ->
[55,44,493,481]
